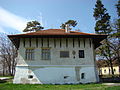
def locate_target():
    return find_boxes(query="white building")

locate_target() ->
[98,66,120,76]
[8,29,107,84]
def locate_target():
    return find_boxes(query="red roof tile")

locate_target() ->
[10,29,99,36]
[8,29,107,49]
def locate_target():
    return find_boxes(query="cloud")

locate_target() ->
[0,7,28,33]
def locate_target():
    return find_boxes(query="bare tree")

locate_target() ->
[96,38,115,76]
[0,33,18,76]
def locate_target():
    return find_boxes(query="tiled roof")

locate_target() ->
[10,29,98,36]
[8,29,107,49]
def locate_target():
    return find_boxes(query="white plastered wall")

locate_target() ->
[13,37,98,84]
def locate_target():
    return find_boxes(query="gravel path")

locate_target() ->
[103,83,120,86]
[0,77,11,80]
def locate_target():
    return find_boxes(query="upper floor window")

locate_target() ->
[25,49,34,60]
[41,48,51,60]
[79,50,84,58]
[60,51,69,58]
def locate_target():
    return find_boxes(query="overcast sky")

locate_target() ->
[0,0,118,34]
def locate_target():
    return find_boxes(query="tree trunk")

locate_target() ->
[2,62,5,76]
[109,60,114,77]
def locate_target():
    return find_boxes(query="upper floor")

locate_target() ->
[8,29,107,66]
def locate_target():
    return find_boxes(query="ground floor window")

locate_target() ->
[114,69,116,73]
[104,69,106,73]
[81,73,85,79]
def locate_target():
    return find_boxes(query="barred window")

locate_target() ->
[79,50,84,58]
[60,51,69,58]
[41,48,51,60]
[25,49,34,60]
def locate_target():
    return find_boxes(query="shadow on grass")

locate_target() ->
[100,77,120,83]
[0,80,7,83]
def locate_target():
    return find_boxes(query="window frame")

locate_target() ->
[81,73,85,79]
[79,50,85,58]
[41,48,51,60]
[25,48,35,60]
[60,51,69,58]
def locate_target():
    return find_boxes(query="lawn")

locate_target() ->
[0,83,120,90]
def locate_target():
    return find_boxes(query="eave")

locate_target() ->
[8,34,107,49]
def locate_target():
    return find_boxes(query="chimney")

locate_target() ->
[65,24,70,33]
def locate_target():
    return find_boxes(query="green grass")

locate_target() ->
[0,83,120,90]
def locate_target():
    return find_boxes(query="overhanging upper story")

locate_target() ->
[8,29,107,66]
[8,29,107,49]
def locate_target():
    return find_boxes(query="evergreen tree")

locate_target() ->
[115,0,120,36]
[60,20,77,30]
[115,0,120,77]
[23,21,44,32]
[93,0,111,34]
[93,0,114,76]
[116,0,120,17]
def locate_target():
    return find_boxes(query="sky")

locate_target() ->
[0,0,118,34]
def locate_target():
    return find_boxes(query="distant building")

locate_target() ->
[8,28,107,84]
[97,60,120,76]
[99,66,119,76]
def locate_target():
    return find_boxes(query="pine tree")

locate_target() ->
[93,0,114,76]
[115,0,120,36]
[116,0,120,17]
[93,0,111,34]
[60,20,77,30]
[115,0,120,77]
[23,21,44,32]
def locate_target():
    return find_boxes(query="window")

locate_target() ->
[79,50,84,58]
[25,49,34,60]
[109,69,111,74]
[41,48,51,60]
[114,69,116,73]
[60,51,69,58]
[81,73,85,79]
[104,69,106,73]
[28,75,33,79]
[64,76,69,79]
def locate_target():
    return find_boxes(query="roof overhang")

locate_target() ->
[8,34,107,49]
